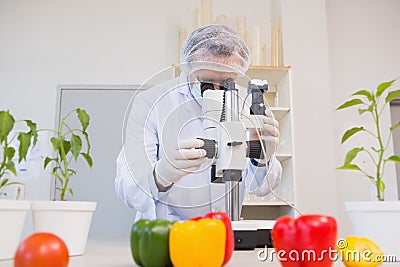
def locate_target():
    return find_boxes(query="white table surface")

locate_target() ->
[1,239,398,267]
[1,239,281,267]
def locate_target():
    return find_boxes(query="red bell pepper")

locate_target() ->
[191,212,234,266]
[271,214,337,267]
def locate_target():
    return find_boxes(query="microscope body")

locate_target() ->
[200,79,276,250]
[202,89,247,177]
[200,79,268,221]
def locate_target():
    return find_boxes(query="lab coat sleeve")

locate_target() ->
[115,92,168,219]
[243,155,282,197]
[115,149,156,219]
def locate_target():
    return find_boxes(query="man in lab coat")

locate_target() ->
[115,24,282,221]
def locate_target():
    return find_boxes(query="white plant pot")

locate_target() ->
[345,201,400,260]
[0,200,30,260]
[31,201,96,256]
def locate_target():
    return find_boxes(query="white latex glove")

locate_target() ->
[154,139,207,189]
[249,108,280,164]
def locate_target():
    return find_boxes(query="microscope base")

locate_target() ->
[232,220,276,250]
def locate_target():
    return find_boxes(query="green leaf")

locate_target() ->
[352,89,373,101]
[336,99,365,110]
[365,174,376,182]
[377,179,385,193]
[5,147,15,161]
[0,111,15,143]
[44,157,55,169]
[358,103,374,115]
[62,140,71,155]
[341,127,364,144]
[82,131,91,153]
[68,188,74,196]
[376,79,396,97]
[344,147,364,165]
[0,178,9,188]
[50,137,59,151]
[76,109,90,132]
[70,134,82,160]
[391,122,400,132]
[385,155,400,163]
[52,137,71,157]
[80,153,93,169]
[17,132,31,162]
[336,164,362,171]
[25,120,38,146]
[385,89,400,103]
[4,181,21,187]
[5,161,16,176]
[68,169,76,176]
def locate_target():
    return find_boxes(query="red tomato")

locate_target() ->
[14,233,69,267]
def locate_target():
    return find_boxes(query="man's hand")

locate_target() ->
[154,139,207,190]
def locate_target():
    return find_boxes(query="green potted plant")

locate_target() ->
[337,79,400,257]
[31,108,96,256]
[0,110,37,260]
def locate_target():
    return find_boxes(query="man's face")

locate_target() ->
[190,69,238,90]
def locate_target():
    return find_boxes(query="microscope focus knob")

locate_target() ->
[246,140,265,159]
[197,138,217,159]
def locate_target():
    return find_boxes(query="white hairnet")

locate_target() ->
[180,24,251,75]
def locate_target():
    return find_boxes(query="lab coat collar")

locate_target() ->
[175,73,190,97]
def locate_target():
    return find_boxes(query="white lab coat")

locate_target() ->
[115,74,282,221]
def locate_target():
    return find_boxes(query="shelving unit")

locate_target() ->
[172,65,296,220]
[241,66,295,220]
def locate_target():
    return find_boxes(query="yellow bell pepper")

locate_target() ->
[169,218,226,267]
[338,236,384,267]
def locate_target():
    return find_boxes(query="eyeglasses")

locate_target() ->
[193,75,237,87]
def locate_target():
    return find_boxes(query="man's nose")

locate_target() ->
[214,83,221,90]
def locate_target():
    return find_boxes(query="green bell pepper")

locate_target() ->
[130,219,173,267]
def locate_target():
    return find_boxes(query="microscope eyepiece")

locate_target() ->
[200,82,215,96]
[248,79,268,93]
[248,79,268,116]
[221,78,235,91]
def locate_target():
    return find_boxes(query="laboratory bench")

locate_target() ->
[0,239,279,267]
[1,239,397,267]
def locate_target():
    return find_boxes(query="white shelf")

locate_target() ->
[271,107,290,120]
[276,153,292,162]
[246,66,291,87]
[241,66,296,219]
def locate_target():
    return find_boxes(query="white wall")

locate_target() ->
[327,0,400,234]
[281,0,339,218]
[0,0,180,128]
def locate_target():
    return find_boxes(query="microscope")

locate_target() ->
[198,78,275,249]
